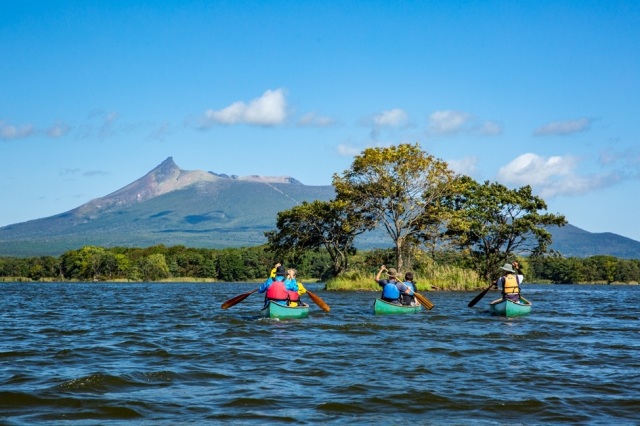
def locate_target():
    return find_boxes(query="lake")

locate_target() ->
[1,282,638,424]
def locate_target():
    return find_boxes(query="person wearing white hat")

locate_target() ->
[494,261,524,302]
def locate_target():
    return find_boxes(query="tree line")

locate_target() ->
[1,245,638,284]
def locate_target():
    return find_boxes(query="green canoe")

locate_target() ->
[489,296,532,317]
[260,301,310,319]
[373,298,422,315]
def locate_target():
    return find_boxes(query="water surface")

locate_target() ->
[1,283,639,424]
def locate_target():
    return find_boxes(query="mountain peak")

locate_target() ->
[72,157,303,218]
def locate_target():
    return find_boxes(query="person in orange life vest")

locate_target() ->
[494,261,524,302]
[375,265,414,305]
[259,265,299,305]
[285,268,306,307]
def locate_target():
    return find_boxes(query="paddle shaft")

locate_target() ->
[221,288,258,309]
[467,283,495,308]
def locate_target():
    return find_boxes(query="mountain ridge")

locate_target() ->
[1,157,639,259]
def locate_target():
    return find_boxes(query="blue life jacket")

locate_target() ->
[382,282,400,300]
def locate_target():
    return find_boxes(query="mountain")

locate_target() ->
[1,157,640,259]
[0,157,334,256]
[545,224,640,258]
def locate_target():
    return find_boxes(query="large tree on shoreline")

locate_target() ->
[332,143,458,270]
[443,177,568,281]
[265,199,374,276]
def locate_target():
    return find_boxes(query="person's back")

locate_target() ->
[497,262,524,302]
[401,272,418,306]
[285,268,301,307]
[259,265,289,305]
[375,266,412,305]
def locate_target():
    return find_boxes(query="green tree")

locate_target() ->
[60,246,108,280]
[137,253,170,281]
[444,177,567,282]
[266,199,374,276]
[333,143,458,270]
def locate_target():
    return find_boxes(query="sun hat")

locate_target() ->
[386,268,398,278]
[500,263,515,273]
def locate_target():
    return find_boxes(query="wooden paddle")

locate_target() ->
[414,292,434,310]
[306,289,330,312]
[221,288,258,309]
[467,283,496,308]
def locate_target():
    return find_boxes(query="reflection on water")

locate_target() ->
[1,282,639,424]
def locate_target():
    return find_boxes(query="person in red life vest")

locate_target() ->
[494,261,524,302]
[374,265,414,305]
[259,264,299,306]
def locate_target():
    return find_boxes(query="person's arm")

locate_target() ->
[285,278,298,292]
[375,265,386,282]
[297,281,307,294]
[258,277,273,293]
[398,282,414,295]
[512,262,524,284]
[269,262,281,279]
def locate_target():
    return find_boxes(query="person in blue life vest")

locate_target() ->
[401,272,419,306]
[494,261,524,302]
[375,265,414,305]
[259,264,299,306]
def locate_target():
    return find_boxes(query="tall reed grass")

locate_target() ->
[325,264,485,291]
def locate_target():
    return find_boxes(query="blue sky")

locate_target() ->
[2,1,640,242]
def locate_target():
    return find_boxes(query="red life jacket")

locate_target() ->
[265,280,288,301]
[287,290,300,302]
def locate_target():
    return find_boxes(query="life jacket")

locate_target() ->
[401,281,416,305]
[382,281,401,301]
[287,290,300,303]
[503,274,520,295]
[265,279,289,302]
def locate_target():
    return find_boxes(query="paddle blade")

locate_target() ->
[306,290,330,312]
[221,289,258,309]
[415,292,434,310]
[467,285,493,308]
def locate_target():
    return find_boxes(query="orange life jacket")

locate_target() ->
[503,274,520,295]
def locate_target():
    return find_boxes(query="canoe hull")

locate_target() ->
[489,297,532,317]
[373,298,422,315]
[261,301,309,319]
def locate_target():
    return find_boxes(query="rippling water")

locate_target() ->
[1,282,639,424]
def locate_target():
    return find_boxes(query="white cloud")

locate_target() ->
[201,89,288,127]
[0,120,35,140]
[534,118,592,136]
[447,156,478,176]
[371,108,409,127]
[497,152,621,198]
[478,121,503,136]
[298,112,336,127]
[47,121,71,138]
[336,143,362,157]
[75,111,120,140]
[599,147,640,168]
[427,110,471,135]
